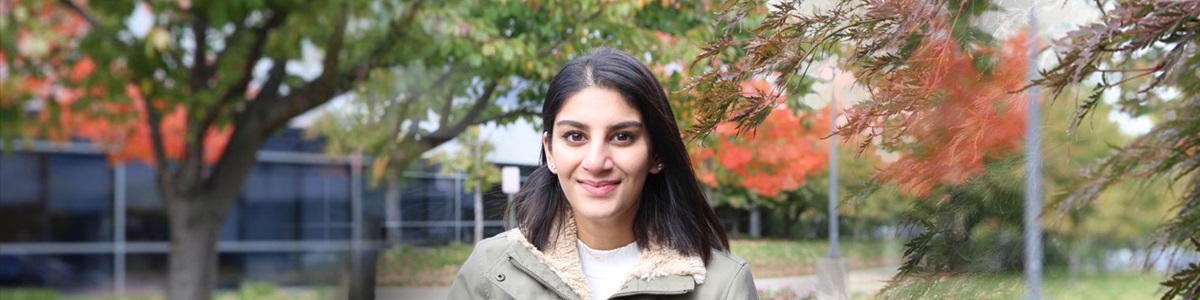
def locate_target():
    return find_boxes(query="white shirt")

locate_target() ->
[576,240,640,300]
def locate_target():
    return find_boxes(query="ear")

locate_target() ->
[542,132,557,174]
[649,155,663,175]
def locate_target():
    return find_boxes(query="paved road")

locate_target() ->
[377,266,899,299]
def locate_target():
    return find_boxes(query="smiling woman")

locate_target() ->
[447,48,757,300]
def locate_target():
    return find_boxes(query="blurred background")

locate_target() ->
[2,0,1197,299]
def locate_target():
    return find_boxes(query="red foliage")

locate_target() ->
[11,0,231,166]
[847,32,1033,195]
[693,78,831,198]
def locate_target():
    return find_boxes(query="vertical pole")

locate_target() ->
[817,68,849,300]
[1024,7,1043,300]
[474,135,484,243]
[349,150,373,300]
[828,79,840,258]
[351,151,363,260]
[114,163,126,295]
[454,174,462,243]
[749,202,761,238]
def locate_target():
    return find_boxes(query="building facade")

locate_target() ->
[0,130,529,293]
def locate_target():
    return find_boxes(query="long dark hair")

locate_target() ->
[506,48,730,263]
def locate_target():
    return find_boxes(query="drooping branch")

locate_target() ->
[58,0,99,28]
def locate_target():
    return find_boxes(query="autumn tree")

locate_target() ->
[688,0,1198,297]
[305,0,718,175]
[692,78,831,237]
[7,1,379,298]
[302,0,721,249]
[5,1,724,299]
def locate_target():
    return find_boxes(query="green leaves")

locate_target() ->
[307,0,714,182]
[1159,237,1200,300]
[430,126,501,193]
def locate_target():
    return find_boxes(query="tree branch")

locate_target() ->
[471,107,539,126]
[58,0,99,28]
[239,3,347,134]
[437,92,455,129]
[193,10,288,161]
[254,59,288,102]
[385,91,418,148]
[342,0,425,85]
[427,80,498,142]
[190,15,210,92]
[209,4,347,197]
[537,8,604,57]
[139,88,170,174]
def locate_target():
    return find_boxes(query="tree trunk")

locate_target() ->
[783,202,807,239]
[165,194,229,300]
[474,183,484,243]
[783,215,798,239]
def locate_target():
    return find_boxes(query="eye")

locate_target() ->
[611,132,635,144]
[563,131,586,143]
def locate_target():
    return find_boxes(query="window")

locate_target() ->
[125,162,168,241]
[300,165,350,240]
[0,153,46,242]
[45,154,112,242]
[241,163,300,241]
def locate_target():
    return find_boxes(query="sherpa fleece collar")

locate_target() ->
[507,216,707,300]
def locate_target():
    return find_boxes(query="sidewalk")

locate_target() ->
[754,266,898,298]
[376,266,898,299]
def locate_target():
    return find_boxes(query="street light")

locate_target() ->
[817,67,849,300]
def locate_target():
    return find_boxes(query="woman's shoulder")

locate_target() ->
[708,248,750,270]
[467,230,519,258]
[689,248,757,299]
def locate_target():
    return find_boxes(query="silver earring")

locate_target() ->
[548,163,556,170]
[656,163,664,171]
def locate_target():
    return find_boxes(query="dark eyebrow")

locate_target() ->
[555,120,643,132]
[556,120,588,130]
[607,121,643,132]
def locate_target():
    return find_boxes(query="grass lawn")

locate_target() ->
[731,239,902,278]
[376,238,903,286]
[868,269,1165,299]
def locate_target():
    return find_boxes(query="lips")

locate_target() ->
[579,180,620,196]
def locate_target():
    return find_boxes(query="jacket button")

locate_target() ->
[496,274,506,282]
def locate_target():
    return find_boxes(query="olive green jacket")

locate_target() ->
[447,218,758,300]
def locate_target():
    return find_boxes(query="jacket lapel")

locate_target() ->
[505,244,583,300]
[508,215,709,300]
[509,218,591,299]
[609,275,697,298]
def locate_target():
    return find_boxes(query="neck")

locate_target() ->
[573,213,636,250]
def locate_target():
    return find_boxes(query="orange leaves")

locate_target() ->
[69,57,95,82]
[50,84,232,166]
[693,78,831,198]
[863,32,1033,196]
[9,0,230,166]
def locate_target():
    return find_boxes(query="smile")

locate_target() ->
[579,180,620,196]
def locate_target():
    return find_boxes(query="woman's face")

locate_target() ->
[544,86,660,224]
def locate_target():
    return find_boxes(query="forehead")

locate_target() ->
[554,87,641,127]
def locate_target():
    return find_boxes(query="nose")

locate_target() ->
[580,140,613,173]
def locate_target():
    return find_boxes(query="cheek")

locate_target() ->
[615,147,653,171]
